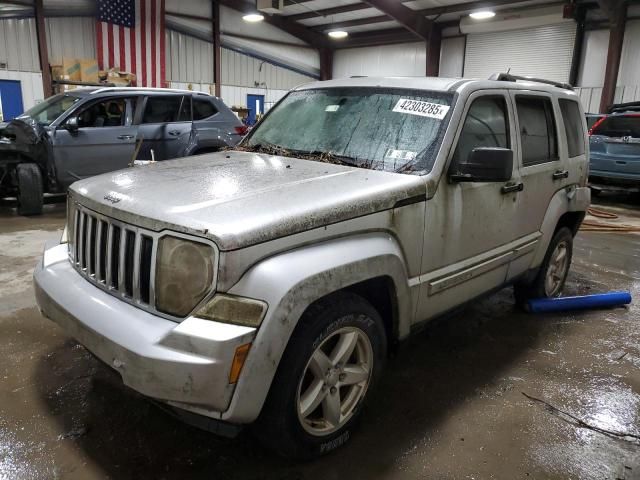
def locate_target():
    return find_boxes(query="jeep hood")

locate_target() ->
[70,151,426,250]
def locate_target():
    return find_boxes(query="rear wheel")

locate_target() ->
[514,227,573,305]
[254,292,386,459]
[16,163,43,216]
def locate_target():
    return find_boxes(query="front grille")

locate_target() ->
[70,205,156,308]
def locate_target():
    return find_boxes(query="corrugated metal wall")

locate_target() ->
[221,48,314,90]
[333,42,427,78]
[165,29,314,90]
[166,29,214,84]
[46,17,96,65]
[464,23,577,83]
[0,18,40,72]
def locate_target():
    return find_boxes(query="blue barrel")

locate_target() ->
[527,291,632,313]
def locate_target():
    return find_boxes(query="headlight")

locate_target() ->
[155,236,214,317]
[194,294,267,327]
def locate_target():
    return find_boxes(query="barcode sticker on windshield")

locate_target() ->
[392,99,450,119]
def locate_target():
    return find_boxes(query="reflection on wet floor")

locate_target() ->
[0,197,639,479]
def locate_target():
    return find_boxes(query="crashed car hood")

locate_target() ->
[70,151,426,250]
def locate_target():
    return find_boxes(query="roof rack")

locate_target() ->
[608,101,640,114]
[489,73,573,91]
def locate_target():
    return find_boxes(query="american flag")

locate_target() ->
[96,0,165,88]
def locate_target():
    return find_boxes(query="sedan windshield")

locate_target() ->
[18,94,80,126]
[242,87,454,174]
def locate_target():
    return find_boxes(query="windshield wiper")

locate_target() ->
[289,150,376,169]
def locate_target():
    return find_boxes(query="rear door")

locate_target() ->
[589,114,640,181]
[135,95,194,161]
[51,96,138,187]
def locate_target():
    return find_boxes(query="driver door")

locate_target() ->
[416,90,534,322]
[51,97,138,187]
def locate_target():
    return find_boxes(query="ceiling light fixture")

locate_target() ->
[242,13,264,22]
[469,10,496,19]
[328,30,348,39]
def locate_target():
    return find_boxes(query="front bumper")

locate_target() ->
[34,243,256,420]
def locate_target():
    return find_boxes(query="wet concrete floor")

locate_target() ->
[1,195,639,479]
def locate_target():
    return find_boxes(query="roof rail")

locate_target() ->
[488,73,573,91]
[89,86,209,95]
[608,101,640,114]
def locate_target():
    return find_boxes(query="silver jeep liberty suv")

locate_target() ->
[35,73,590,458]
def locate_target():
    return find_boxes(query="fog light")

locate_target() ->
[195,294,267,327]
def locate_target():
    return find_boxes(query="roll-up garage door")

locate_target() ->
[464,23,577,83]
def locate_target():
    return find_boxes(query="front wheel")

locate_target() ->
[514,227,573,305]
[254,292,387,459]
[16,163,43,216]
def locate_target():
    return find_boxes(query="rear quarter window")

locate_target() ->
[193,98,218,120]
[559,99,585,157]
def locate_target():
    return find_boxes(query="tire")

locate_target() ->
[16,163,43,216]
[254,292,387,459]
[514,227,573,306]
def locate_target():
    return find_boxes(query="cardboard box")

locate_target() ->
[61,57,81,81]
[80,59,100,83]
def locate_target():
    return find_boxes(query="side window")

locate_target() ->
[516,96,558,166]
[452,96,509,165]
[141,96,184,124]
[76,98,126,128]
[559,99,585,157]
[177,96,191,122]
[193,98,218,120]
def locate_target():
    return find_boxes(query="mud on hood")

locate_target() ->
[70,151,426,250]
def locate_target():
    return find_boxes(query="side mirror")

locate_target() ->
[64,116,79,133]
[450,147,513,183]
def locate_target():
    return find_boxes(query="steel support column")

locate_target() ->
[34,0,52,98]
[599,1,627,113]
[212,1,221,97]
[319,48,333,81]
[426,25,441,77]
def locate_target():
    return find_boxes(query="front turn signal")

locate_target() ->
[229,343,251,384]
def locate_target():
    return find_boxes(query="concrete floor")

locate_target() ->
[1,195,640,480]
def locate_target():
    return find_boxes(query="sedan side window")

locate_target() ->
[76,99,126,128]
[516,96,558,166]
[452,96,509,165]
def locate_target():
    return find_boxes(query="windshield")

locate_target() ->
[18,94,80,126]
[592,115,640,138]
[241,87,454,174]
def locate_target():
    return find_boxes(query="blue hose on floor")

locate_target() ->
[527,291,632,313]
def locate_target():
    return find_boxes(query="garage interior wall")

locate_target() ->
[165,29,316,110]
[333,42,427,78]
[463,23,577,82]
[0,17,43,110]
[45,16,96,65]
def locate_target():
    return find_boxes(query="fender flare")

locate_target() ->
[532,185,590,267]
[221,232,412,423]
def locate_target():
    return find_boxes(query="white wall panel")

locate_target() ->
[0,18,40,72]
[333,42,426,78]
[0,70,44,111]
[577,29,608,87]
[166,30,214,84]
[46,17,96,64]
[618,20,640,87]
[464,23,577,83]
[439,36,465,78]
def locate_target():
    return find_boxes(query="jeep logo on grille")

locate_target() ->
[104,192,123,204]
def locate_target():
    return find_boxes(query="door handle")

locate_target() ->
[501,182,524,194]
[168,130,181,136]
[552,170,569,180]
[117,134,134,140]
